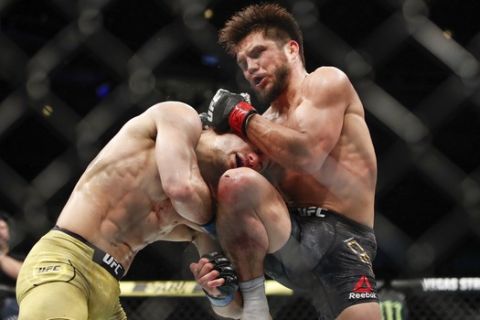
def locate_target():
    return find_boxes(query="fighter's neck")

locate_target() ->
[270,68,308,112]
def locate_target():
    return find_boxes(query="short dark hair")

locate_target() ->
[0,211,10,224]
[219,3,305,65]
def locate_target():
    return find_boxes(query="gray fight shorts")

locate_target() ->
[264,207,378,320]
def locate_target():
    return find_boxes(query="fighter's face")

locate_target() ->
[213,132,264,172]
[197,130,268,190]
[236,32,291,105]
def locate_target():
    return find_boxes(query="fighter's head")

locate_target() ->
[219,4,304,104]
[196,129,266,190]
[219,3,304,66]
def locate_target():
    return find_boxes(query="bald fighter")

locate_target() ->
[16,101,263,320]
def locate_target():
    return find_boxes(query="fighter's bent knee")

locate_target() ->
[218,167,266,204]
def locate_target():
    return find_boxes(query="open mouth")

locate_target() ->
[253,76,264,87]
[235,153,245,168]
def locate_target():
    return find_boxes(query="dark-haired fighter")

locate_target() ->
[198,3,381,320]
[16,101,264,320]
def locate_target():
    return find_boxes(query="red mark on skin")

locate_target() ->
[217,174,239,204]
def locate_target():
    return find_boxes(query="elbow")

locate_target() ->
[163,182,196,204]
[163,180,212,224]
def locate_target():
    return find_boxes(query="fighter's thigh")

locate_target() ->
[18,282,87,320]
[218,167,291,252]
[336,302,381,320]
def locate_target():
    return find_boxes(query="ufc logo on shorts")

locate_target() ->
[344,238,371,265]
[37,265,61,273]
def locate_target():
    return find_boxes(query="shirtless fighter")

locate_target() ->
[16,101,263,319]
[195,3,381,320]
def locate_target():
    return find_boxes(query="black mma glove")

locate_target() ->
[203,88,257,138]
[198,112,210,130]
[202,251,239,301]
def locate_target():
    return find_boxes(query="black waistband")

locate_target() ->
[52,226,125,280]
[288,206,373,233]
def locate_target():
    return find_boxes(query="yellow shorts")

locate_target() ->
[16,229,127,320]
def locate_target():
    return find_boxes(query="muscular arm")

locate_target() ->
[247,67,352,173]
[149,102,212,225]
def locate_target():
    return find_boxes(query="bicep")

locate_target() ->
[295,98,345,156]
[153,104,203,186]
[297,68,353,154]
[156,127,199,185]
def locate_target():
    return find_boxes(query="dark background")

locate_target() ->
[0,0,479,283]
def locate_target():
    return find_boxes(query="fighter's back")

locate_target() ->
[56,104,202,271]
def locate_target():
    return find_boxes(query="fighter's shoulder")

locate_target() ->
[133,101,200,128]
[302,67,352,106]
[306,67,350,91]
[143,101,198,119]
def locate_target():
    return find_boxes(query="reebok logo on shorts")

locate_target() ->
[348,275,377,300]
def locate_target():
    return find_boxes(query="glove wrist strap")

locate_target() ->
[228,101,257,138]
[243,113,256,139]
[203,289,235,307]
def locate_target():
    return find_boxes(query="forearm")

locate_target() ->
[192,232,220,256]
[169,179,212,225]
[153,100,213,225]
[0,255,22,279]
[247,115,325,172]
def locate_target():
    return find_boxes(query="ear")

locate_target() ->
[285,40,300,60]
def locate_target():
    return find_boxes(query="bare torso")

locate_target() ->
[56,115,203,272]
[264,69,377,227]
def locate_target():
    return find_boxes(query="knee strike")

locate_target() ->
[218,167,262,205]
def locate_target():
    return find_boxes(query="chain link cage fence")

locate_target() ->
[0,0,480,319]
